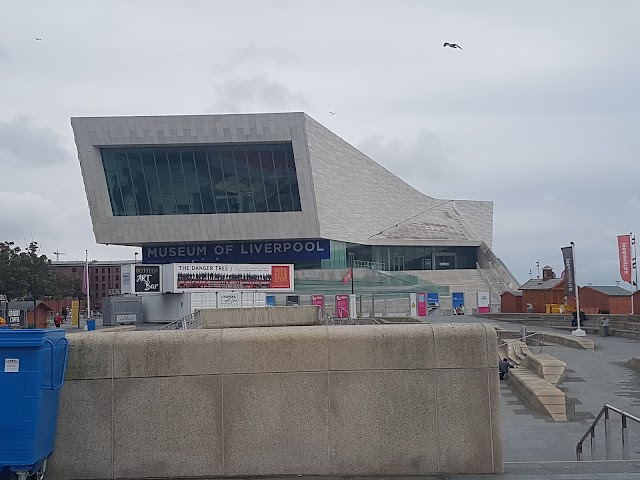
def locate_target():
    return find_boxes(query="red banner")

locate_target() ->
[341,268,353,284]
[618,234,632,283]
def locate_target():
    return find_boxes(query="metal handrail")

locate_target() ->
[576,404,640,460]
[476,262,500,297]
[160,311,202,330]
[498,332,545,347]
[489,261,510,292]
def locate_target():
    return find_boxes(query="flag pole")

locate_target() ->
[632,233,637,315]
[349,253,354,295]
[86,249,91,322]
[571,241,585,336]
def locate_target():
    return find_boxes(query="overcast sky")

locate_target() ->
[1,1,639,286]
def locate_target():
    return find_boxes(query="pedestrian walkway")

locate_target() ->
[425,315,640,463]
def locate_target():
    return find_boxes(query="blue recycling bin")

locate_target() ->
[0,329,69,479]
[86,319,96,331]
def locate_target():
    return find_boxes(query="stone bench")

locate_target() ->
[509,368,567,421]
[499,341,567,421]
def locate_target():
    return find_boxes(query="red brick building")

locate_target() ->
[52,260,131,310]
[579,286,633,315]
[519,278,576,313]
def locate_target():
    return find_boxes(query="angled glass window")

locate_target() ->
[100,143,301,216]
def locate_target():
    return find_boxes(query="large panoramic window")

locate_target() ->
[101,143,301,216]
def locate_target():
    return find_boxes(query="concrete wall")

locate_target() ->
[199,305,320,328]
[141,293,191,323]
[49,324,503,479]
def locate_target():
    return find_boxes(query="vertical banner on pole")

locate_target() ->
[561,247,576,296]
[336,295,349,318]
[410,293,417,316]
[617,235,632,283]
[417,292,427,316]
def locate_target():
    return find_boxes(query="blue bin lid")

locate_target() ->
[0,329,66,347]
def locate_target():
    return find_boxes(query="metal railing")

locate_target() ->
[353,260,386,270]
[489,261,511,292]
[498,332,546,354]
[318,306,381,326]
[576,404,640,460]
[159,311,203,330]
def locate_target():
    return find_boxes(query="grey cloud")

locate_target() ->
[214,43,301,72]
[209,73,310,113]
[358,131,452,185]
[0,115,71,168]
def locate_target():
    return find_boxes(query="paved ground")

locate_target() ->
[428,315,640,464]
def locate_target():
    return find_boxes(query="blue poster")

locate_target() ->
[143,239,330,264]
[266,295,276,307]
[427,292,439,306]
[452,292,465,308]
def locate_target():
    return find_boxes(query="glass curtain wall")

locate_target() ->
[101,143,301,216]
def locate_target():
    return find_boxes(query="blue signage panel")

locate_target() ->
[427,292,439,306]
[452,292,465,308]
[143,239,331,264]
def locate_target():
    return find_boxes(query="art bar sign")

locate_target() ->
[143,239,330,264]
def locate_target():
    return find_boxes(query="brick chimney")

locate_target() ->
[542,265,556,281]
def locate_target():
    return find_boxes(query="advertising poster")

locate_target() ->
[71,300,79,327]
[266,295,276,307]
[169,263,294,292]
[336,295,349,318]
[417,292,427,316]
[427,292,439,307]
[477,292,490,314]
[452,292,465,309]
[311,295,325,308]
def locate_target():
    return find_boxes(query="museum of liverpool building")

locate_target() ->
[72,112,515,282]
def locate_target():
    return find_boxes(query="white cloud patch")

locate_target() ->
[0,115,71,168]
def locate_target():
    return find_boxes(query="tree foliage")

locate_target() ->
[0,241,81,301]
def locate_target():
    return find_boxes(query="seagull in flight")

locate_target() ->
[443,42,462,50]
[329,111,337,115]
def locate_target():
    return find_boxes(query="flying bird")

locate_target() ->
[35,38,43,41]
[329,111,337,115]
[443,42,462,50]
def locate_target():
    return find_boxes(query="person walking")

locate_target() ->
[54,312,63,328]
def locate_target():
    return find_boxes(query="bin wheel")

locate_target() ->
[32,459,48,480]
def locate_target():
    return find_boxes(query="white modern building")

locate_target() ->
[72,112,516,281]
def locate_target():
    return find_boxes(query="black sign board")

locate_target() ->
[134,266,160,293]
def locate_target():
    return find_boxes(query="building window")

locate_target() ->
[100,143,301,216]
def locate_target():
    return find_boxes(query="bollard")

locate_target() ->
[600,317,610,337]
